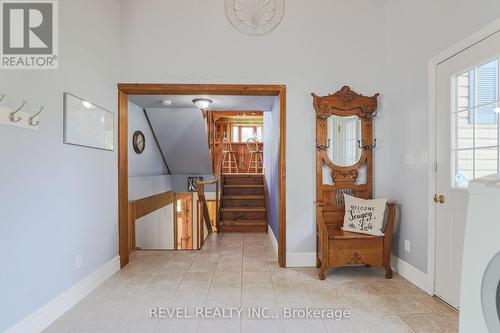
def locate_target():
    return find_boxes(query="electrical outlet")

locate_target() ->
[404,240,411,253]
[75,254,83,269]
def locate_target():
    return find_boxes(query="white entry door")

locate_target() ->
[435,30,500,309]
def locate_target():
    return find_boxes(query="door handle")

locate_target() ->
[434,194,445,204]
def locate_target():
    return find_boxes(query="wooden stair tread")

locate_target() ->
[223,195,265,199]
[221,207,266,212]
[220,220,267,226]
[224,174,264,177]
[224,184,264,188]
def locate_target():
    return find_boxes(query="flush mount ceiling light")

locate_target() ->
[162,99,173,106]
[192,98,213,110]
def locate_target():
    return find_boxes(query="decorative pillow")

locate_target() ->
[342,194,387,236]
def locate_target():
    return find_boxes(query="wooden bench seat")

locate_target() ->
[327,228,381,240]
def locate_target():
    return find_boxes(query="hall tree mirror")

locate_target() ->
[326,115,362,167]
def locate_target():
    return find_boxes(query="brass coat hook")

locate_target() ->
[359,110,378,120]
[357,139,377,151]
[29,106,44,126]
[9,100,26,123]
[316,139,331,151]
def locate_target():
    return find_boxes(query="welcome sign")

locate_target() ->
[342,194,387,236]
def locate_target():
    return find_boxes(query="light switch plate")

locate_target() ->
[404,240,411,253]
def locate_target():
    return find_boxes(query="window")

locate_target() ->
[231,124,263,142]
[452,58,500,188]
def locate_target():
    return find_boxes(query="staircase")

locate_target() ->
[219,174,268,233]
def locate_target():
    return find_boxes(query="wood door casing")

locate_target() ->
[117,84,287,268]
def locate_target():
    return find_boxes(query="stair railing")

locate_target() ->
[197,134,224,234]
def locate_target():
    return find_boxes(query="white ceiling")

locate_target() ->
[129,94,276,111]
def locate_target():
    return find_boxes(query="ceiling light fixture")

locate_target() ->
[192,98,213,110]
[162,99,173,106]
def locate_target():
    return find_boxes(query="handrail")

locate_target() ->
[197,118,224,235]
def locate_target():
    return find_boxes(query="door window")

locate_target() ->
[452,58,500,187]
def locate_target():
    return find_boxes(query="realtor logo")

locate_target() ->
[1,0,58,69]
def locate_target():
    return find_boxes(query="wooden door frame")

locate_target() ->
[174,192,194,250]
[117,83,287,268]
[427,18,500,295]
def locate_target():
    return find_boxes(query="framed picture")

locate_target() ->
[187,177,203,192]
[63,93,114,151]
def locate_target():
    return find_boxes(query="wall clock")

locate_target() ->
[225,0,285,36]
[132,131,145,154]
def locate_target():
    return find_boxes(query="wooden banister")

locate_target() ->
[197,132,224,234]
[127,191,175,254]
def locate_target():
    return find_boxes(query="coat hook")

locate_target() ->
[29,106,44,126]
[9,100,26,123]
[0,93,5,102]
[357,139,377,151]
[316,139,331,151]
[358,110,378,120]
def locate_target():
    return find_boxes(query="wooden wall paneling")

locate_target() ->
[173,193,178,250]
[214,142,264,174]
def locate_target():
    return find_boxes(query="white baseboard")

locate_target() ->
[267,227,316,268]
[6,256,120,333]
[267,225,278,258]
[286,252,316,267]
[391,255,432,295]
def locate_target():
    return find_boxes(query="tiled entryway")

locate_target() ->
[43,233,458,333]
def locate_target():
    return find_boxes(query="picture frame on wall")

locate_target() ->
[63,93,115,151]
[187,177,203,192]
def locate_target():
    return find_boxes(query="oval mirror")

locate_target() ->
[326,115,362,167]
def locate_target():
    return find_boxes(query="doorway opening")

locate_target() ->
[118,84,286,268]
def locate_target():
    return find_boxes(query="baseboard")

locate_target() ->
[391,255,432,295]
[6,256,120,333]
[267,225,278,258]
[286,252,316,267]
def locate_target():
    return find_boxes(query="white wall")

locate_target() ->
[145,107,213,174]
[264,98,280,239]
[385,0,500,272]
[128,101,169,177]
[128,101,172,249]
[0,0,120,331]
[119,0,388,258]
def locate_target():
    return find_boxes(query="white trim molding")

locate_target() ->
[427,17,500,297]
[5,256,120,333]
[286,252,316,267]
[391,255,433,295]
[268,225,279,258]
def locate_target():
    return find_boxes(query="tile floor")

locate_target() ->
[43,233,458,333]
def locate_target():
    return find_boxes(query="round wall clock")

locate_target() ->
[225,0,285,36]
[132,131,145,154]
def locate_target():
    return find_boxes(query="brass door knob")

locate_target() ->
[434,194,445,204]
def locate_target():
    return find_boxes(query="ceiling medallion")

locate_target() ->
[225,0,285,36]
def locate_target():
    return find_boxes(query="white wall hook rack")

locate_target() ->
[0,94,41,131]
